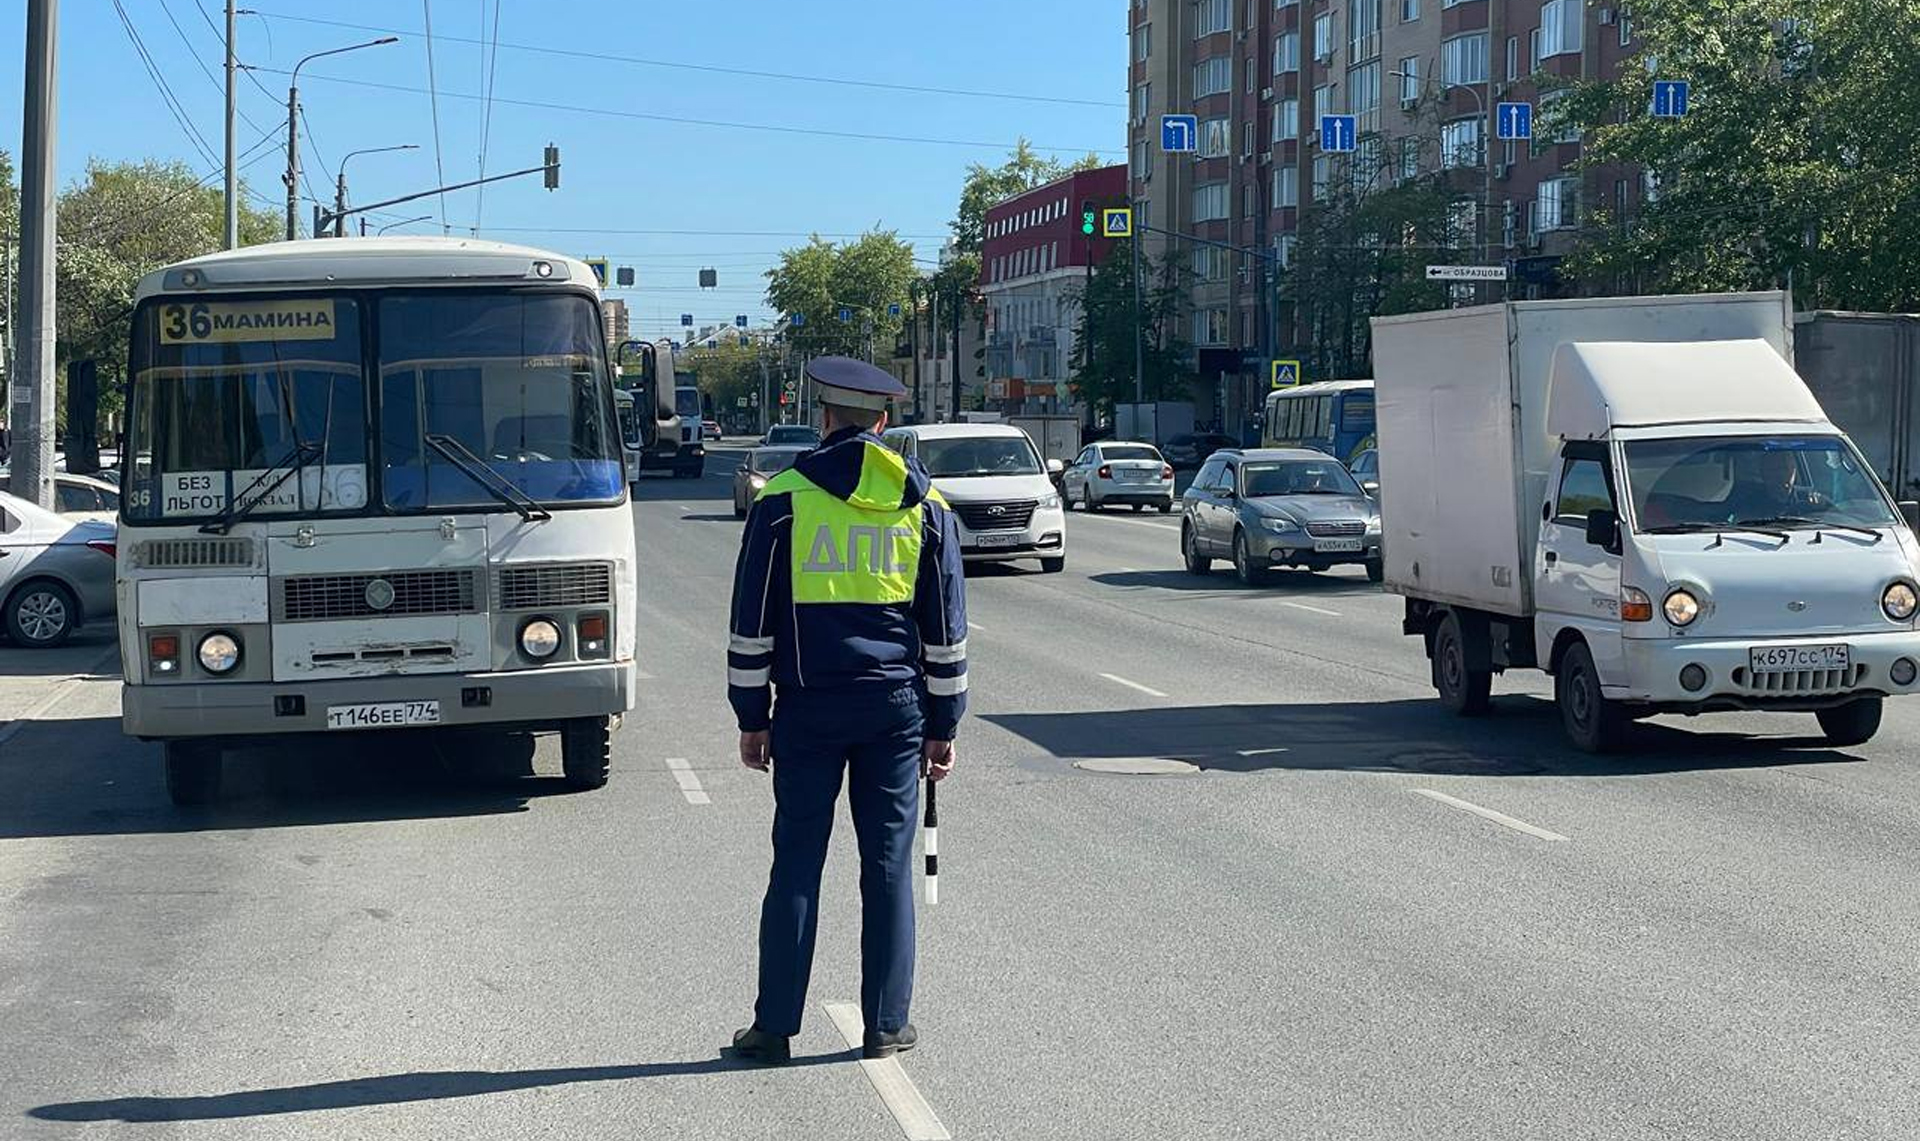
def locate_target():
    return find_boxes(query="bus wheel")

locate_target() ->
[164,741,222,806]
[561,716,612,790]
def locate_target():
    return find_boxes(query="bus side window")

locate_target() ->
[1313,396,1332,443]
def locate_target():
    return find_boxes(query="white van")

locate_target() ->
[880,423,1067,572]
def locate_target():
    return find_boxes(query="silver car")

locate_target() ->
[0,489,117,647]
[1180,448,1382,585]
[733,445,810,518]
[1061,441,1176,513]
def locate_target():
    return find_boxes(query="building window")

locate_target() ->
[1441,117,1484,168]
[1348,60,1381,133]
[1539,0,1583,58]
[1505,36,1519,81]
[1619,11,1632,47]
[1349,0,1381,62]
[1503,199,1517,248]
[1193,181,1230,222]
[1274,97,1299,140]
[1201,117,1232,157]
[1136,24,1151,60]
[1537,175,1579,230]
[1194,56,1232,97]
[1311,154,1330,200]
[1397,135,1420,181]
[1614,178,1629,221]
[1275,234,1296,267]
[1352,136,1383,191]
[1243,182,1257,219]
[1400,0,1418,22]
[1448,197,1477,246]
[1313,12,1335,60]
[1274,165,1298,207]
[1539,88,1579,145]
[1193,308,1229,345]
[1277,0,1299,7]
[1530,27,1543,72]
[1195,0,1232,37]
[1442,32,1489,87]
[1246,56,1257,94]
[1274,31,1300,74]
[1442,0,1469,7]
[1133,81,1151,119]
[1243,119,1256,156]
[1133,139,1153,181]
[1313,83,1336,131]
[1194,245,1226,281]
[1398,56,1419,105]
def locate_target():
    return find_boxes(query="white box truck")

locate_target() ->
[1374,292,1920,751]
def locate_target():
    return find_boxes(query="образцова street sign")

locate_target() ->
[1425,264,1509,281]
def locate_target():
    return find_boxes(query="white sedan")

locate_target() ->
[1061,441,1176,513]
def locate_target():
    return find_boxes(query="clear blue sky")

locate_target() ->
[0,0,1125,339]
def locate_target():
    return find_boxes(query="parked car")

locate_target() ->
[880,423,1067,572]
[763,424,822,448]
[53,473,121,524]
[0,489,117,647]
[1349,448,1380,496]
[1062,441,1175,513]
[732,445,810,519]
[1180,448,1382,585]
[1161,432,1237,471]
[702,418,723,442]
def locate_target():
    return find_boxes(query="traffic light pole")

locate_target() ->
[314,148,558,235]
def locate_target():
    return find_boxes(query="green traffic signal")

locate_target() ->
[1081,211,1096,236]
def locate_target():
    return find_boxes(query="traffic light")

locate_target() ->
[1081,199,1096,236]
[543,144,560,190]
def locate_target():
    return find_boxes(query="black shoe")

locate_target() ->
[863,1023,918,1059]
[730,1025,792,1065]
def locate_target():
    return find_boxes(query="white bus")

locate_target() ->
[118,238,639,805]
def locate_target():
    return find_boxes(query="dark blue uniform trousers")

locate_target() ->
[756,682,923,1038]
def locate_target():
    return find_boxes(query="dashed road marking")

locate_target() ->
[822,1001,951,1141]
[1281,601,1342,617]
[1099,672,1169,699]
[1412,788,1568,842]
[1236,747,1290,757]
[663,757,711,805]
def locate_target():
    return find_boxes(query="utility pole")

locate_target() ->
[908,280,922,422]
[950,280,963,421]
[1131,228,1145,405]
[223,0,238,249]
[284,80,299,240]
[11,0,58,508]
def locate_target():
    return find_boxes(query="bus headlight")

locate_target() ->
[1663,588,1701,627]
[1883,582,1917,620]
[197,631,242,674]
[520,618,562,659]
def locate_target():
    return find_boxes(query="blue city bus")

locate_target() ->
[1261,379,1375,464]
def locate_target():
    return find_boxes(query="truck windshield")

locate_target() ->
[1626,435,1898,532]
[124,296,368,522]
[378,292,621,511]
[674,388,703,419]
[920,436,1042,477]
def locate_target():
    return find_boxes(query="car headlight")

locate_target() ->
[749,474,767,488]
[1261,517,1300,533]
[1663,588,1701,627]
[1366,515,1381,534]
[1038,492,1061,510]
[197,631,241,674]
[1883,581,1918,620]
[520,618,562,659]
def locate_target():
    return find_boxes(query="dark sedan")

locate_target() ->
[1160,432,1238,471]
[1180,448,1382,585]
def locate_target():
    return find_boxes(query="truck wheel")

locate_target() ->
[164,741,222,806]
[6,580,77,647]
[1816,697,1882,747]
[1183,524,1211,575]
[1232,530,1266,586]
[1556,641,1624,753]
[560,716,612,790]
[1040,555,1066,574]
[1366,558,1384,584]
[1433,613,1492,716]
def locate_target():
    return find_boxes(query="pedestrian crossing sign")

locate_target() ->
[1101,208,1133,238]
[1271,359,1302,389]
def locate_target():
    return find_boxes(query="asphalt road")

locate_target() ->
[3,442,1918,1139]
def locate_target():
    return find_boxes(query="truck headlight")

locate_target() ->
[1883,581,1917,620]
[520,618,562,659]
[1663,588,1701,627]
[197,631,241,674]
[1038,492,1061,510]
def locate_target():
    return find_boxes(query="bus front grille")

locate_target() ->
[496,563,613,611]
[277,569,479,622]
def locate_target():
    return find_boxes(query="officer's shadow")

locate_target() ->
[29,1050,859,1122]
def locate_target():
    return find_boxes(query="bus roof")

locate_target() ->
[1269,379,1374,397]
[133,236,603,303]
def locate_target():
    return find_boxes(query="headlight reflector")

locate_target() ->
[1882,582,1917,620]
[1038,492,1061,510]
[1663,588,1701,627]
[197,631,241,674]
[520,618,562,659]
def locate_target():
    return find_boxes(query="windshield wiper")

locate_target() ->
[425,434,553,522]
[1814,521,1885,542]
[198,442,322,535]
[1643,521,1791,542]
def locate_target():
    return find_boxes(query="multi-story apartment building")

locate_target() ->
[1127,0,1644,433]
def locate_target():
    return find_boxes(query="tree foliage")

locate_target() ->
[1069,241,1194,418]
[678,339,772,424]
[763,231,917,360]
[949,140,1101,257]
[1556,0,1920,309]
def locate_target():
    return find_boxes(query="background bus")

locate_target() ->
[1262,380,1376,464]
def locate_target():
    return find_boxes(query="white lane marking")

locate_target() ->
[1281,601,1342,617]
[1236,747,1290,757]
[1082,514,1179,530]
[663,757,711,806]
[1099,672,1169,699]
[822,1001,951,1141]
[0,646,120,747]
[1412,789,1568,842]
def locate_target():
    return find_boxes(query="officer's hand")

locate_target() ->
[739,730,771,772]
[922,739,955,783]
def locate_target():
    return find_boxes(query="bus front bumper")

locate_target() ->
[123,661,636,742]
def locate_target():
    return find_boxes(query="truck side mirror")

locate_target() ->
[1584,507,1620,550]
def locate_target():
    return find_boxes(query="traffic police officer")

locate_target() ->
[726,356,968,1064]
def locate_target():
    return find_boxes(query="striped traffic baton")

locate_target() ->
[923,775,938,906]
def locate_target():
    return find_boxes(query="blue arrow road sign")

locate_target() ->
[1497,102,1532,141]
[1652,80,1691,118]
[1161,114,1198,153]
[790,312,805,327]
[735,314,748,327]
[887,302,902,318]
[1319,114,1357,153]
[679,313,693,327]
[838,307,852,322]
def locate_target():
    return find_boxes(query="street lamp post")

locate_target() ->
[334,144,417,237]
[374,214,433,236]
[1391,69,1494,299]
[285,36,399,240]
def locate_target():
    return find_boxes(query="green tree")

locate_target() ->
[678,339,770,423]
[763,231,917,360]
[1069,240,1194,420]
[1555,0,1920,309]
[950,139,1082,257]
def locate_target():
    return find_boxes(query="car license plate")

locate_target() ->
[1118,469,1146,482]
[973,532,1022,548]
[1313,537,1364,553]
[326,701,442,731]
[1749,644,1849,672]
